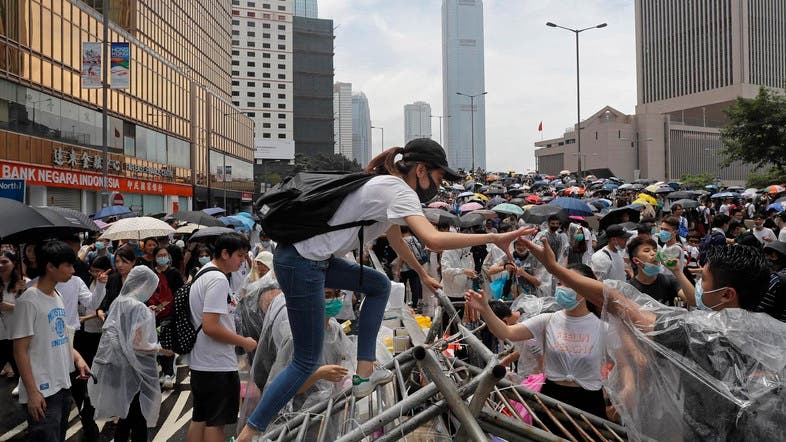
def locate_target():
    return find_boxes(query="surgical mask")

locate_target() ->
[641,261,661,277]
[325,298,343,317]
[694,279,727,311]
[198,256,211,266]
[260,240,271,249]
[555,287,582,311]
[94,241,106,251]
[658,230,672,243]
[156,256,171,267]
[415,172,439,203]
[575,233,585,242]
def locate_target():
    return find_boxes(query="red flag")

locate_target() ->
[114,128,120,137]
[537,121,543,131]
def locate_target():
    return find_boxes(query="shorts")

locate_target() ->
[190,370,240,426]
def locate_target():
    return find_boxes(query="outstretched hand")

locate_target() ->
[493,228,537,262]
[463,289,488,322]
[520,235,558,270]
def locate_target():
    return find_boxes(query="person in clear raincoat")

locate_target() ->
[241,288,355,439]
[520,234,786,441]
[88,266,174,442]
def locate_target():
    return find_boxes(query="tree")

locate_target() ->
[680,173,716,190]
[720,86,786,172]
[296,153,361,172]
[745,168,786,189]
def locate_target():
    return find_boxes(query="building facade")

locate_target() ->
[442,0,486,172]
[333,81,352,158]
[404,101,432,143]
[534,106,638,180]
[0,0,254,214]
[352,92,371,167]
[292,16,334,159]
[634,0,785,184]
[293,0,318,18]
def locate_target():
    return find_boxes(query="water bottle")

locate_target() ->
[661,244,681,269]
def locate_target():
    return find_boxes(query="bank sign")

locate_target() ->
[0,179,25,202]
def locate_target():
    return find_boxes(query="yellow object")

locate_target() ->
[473,193,489,202]
[636,193,657,205]
[341,320,352,334]
[414,315,432,329]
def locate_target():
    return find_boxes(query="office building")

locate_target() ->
[404,101,432,143]
[442,0,486,172]
[333,82,352,158]
[534,106,637,180]
[0,1,254,213]
[231,0,295,195]
[292,16,334,158]
[294,0,318,18]
[634,0,786,184]
[352,92,372,167]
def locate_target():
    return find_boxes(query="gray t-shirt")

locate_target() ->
[12,287,73,403]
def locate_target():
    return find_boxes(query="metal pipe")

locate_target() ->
[413,346,487,442]
[478,409,563,442]
[425,305,443,344]
[456,363,506,442]
[294,414,310,441]
[393,358,408,400]
[316,397,334,442]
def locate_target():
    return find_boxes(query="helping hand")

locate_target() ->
[520,235,557,270]
[318,364,349,383]
[420,274,442,293]
[493,228,538,262]
[463,289,488,322]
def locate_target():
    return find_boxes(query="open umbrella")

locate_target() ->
[705,184,719,191]
[644,184,661,193]
[599,206,641,230]
[33,207,99,235]
[487,196,506,207]
[665,199,700,210]
[509,198,526,206]
[94,205,134,220]
[189,226,236,241]
[711,191,738,199]
[618,183,635,190]
[100,217,175,241]
[450,184,465,191]
[473,209,499,219]
[423,208,460,227]
[473,193,490,202]
[219,215,255,231]
[667,190,698,200]
[602,183,619,190]
[548,197,594,217]
[766,185,785,195]
[172,210,225,227]
[654,186,674,194]
[457,191,475,198]
[636,193,658,206]
[428,201,450,209]
[202,207,226,216]
[175,223,206,234]
[523,205,568,224]
[41,206,100,232]
[459,212,486,228]
[492,203,524,216]
[767,202,785,212]
[459,202,484,213]
[0,199,94,243]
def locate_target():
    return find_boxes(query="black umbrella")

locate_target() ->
[667,190,698,200]
[41,206,100,232]
[35,207,99,233]
[189,226,236,241]
[459,212,486,228]
[423,208,461,227]
[509,198,526,205]
[172,210,225,227]
[599,206,641,231]
[664,199,699,211]
[0,199,93,243]
[523,205,568,224]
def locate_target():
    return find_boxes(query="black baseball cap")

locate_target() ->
[401,138,463,181]
[606,224,633,239]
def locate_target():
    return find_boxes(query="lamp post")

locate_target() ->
[371,126,384,155]
[546,21,607,179]
[456,91,487,173]
[429,115,450,146]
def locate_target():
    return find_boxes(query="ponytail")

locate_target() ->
[365,146,415,176]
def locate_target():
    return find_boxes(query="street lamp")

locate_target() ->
[371,126,384,155]
[546,21,607,179]
[456,91,487,173]
[429,115,451,147]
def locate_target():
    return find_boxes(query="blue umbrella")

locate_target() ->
[457,191,474,198]
[202,207,226,216]
[767,202,784,212]
[602,183,619,190]
[711,191,738,199]
[548,197,594,217]
[705,185,719,191]
[533,180,549,186]
[218,215,254,231]
[94,205,133,219]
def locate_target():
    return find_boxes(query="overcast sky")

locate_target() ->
[319,0,637,172]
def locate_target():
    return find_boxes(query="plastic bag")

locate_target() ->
[489,273,508,300]
[601,279,786,441]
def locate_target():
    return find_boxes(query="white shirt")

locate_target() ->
[184,263,238,372]
[590,247,627,282]
[80,281,107,334]
[55,276,95,331]
[753,227,777,244]
[0,286,16,340]
[440,247,475,299]
[522,311,606,391]
[779,227,786,243]
[295,175,423,261]
[11,288,73,403]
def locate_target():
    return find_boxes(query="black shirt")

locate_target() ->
[628,273,680,306]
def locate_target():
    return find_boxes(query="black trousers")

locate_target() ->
[115,393,148,442]
[0,339,18,380]
[540,379,607,435]
[400,269,423,309]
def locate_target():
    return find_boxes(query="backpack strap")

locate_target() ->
[191,266,227,335]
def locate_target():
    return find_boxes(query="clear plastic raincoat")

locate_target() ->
[440,247,475,298]
[88,266,162,427]
[601,279,786,441]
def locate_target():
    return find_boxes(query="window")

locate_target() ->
[262,53,271,58]
[232,0,239,4]
[247,81,256,87]
[232,10,239,15]
[278,113,285,118]
[277,64,285,69]
[278,123,286,129]
[247,61,256,67]
[262,123,271,128]
[232,19,239,25]
[247,71,256,77]
[248,92,256,97]
[232,40,240,45]
[232,50,239,55]
[277,103,286,109]
[247,11,255,17]
[262,92,271,98]
[277,93,285,99]
[278,25,285,30]
[247,31,255,37]
[263,73,271,78]
[263,23,270,29]
[247,102,256,107]
[247,112,255,117]
[263,113,271,118]
[277,5,285,11]
[263,83,270,88]
[277,35,285,40]
[263,63,270,68]
[247,51,255,56]
[232,70,240,75]
[277,44,285,50]
[248,1,255,6]
[277,84,285,89]
[262,43,270,48]
[232,80,240,86]
[232,60,239,65]
[263,133,271,138]
[248,21,255,27]
[263,3,270,8]
[232,30,240,35]
[278,134,286,138]
[277,54,285,60]
[248,41,255,47]
[232,101,240,106]
[277,74,285,79]
[263,33,271,38]
[263,103,271,108]
[232,91,239,96]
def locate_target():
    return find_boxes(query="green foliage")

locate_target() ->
[745,167,786,189]
[294,153,361,172]
[680,173,716,190]
[720,86,786,170]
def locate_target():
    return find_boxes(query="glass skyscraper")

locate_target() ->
[294,0,318,18]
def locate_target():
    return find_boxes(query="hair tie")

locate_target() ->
[393,153,404,163]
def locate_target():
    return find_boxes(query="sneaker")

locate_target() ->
[11,384,19,396]
[352,367,394,398]
[162,375,175,390]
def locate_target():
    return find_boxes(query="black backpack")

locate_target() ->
[171,266,225,355]
[255,171,378,244]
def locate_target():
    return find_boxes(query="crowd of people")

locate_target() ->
[2,138,786,441]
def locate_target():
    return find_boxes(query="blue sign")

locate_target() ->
[0,179,24,202]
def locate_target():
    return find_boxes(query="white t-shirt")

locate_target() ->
[779,227,786,243]
[28,276,95,331]
[590,247,627,282]
[522,311,606,391]
[185,263,238,372]
[231,260,250,293]
[753,227,777,245]
[11,288,73,403]
[0,287,17,340]
[295,175,423,261]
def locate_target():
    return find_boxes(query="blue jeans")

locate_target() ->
[247,244,391,431]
